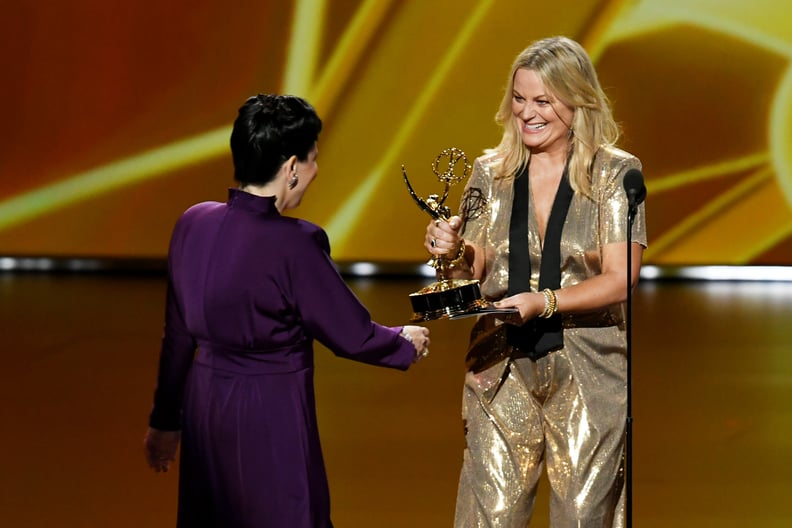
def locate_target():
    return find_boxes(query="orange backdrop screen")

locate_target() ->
[2,0,791,265]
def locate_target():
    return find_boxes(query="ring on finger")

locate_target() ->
[430,238,436,248]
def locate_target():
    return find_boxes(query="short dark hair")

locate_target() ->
[230,94,323,185]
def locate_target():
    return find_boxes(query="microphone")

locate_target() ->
[623,168,646,207]
[621,167,644,528]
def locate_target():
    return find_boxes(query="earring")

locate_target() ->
[288,173,299,189]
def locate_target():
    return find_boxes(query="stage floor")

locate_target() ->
[1,273,790,527]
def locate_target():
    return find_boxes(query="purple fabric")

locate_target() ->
[149,188,415,528]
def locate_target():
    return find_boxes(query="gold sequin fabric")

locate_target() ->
[453,146,646,527]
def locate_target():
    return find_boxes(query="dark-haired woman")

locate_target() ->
[143,94,429,528]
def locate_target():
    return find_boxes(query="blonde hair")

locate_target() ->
[490,36,620,197]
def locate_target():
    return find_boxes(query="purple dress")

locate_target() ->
[149,188,415,528]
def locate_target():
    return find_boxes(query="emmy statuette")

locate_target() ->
[402,148,519,324]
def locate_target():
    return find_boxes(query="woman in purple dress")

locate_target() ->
[143,94,430,528]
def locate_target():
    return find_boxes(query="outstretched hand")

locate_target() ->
[401,325,431,362]
[493,292,545,324]
[143,427,181,473]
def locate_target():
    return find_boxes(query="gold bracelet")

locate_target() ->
[445,239,467,269]
[538,288,558,318]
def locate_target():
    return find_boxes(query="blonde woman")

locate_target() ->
[426,36,647,527]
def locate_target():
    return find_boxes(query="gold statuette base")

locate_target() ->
[408,279,520,323]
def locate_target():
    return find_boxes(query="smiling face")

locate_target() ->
[511,68,575,156]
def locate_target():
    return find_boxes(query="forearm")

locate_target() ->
[555,242,643,314]
[554,272,628,314]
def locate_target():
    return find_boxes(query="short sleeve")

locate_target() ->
[597,153,647,248]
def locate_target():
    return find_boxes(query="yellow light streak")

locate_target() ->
[647,153,769,194]
[0,127,230,230]
[282,0,325,95]
[309,0,395,113]
[770,64,792,207]
[739,221,792,262]
[324,0,495,251]
[0,0,330,232]
[580,0,636,61]
[603,1,792,57]
[596,0,792,262]
[644,167,774,259]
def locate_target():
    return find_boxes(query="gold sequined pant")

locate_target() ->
[454,346,626,527]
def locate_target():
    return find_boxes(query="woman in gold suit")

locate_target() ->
[425,36,647,527]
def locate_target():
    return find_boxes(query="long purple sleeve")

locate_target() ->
[148,188,415,429]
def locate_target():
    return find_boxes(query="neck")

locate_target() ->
[528,147,568,174]
[240,183,284,212]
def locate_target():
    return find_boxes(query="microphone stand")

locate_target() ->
[625,199,638,528]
